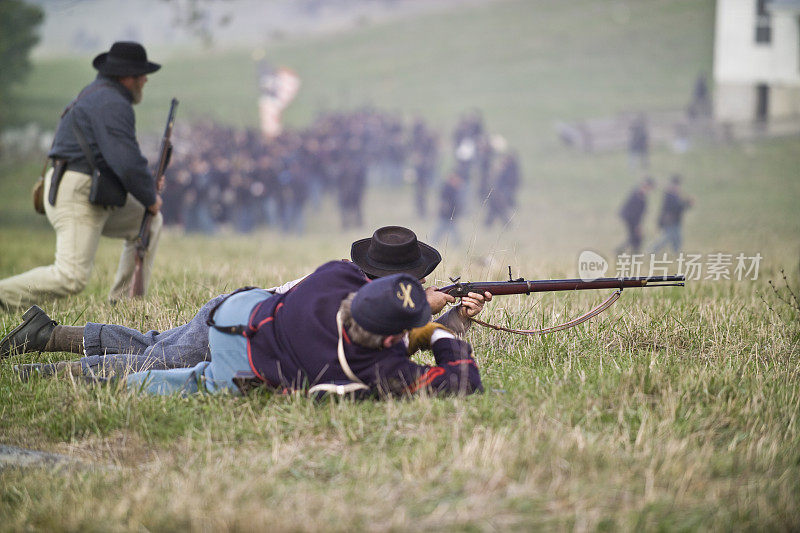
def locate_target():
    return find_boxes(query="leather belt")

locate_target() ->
[54,159,92,176]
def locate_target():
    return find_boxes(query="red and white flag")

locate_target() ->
[257,63,301,138]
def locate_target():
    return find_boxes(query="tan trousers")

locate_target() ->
[0,169,162,309]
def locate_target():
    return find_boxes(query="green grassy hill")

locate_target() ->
[5,0,796,258]
[10,0,716,146]
[1,2,799,529]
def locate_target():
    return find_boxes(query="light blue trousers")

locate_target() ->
[126,289,271,395]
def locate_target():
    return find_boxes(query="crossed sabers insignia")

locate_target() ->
[396,283,415,309]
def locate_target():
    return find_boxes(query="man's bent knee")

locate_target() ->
[58,267,91,294]
[147,212,164,244]
[150,212,163,232]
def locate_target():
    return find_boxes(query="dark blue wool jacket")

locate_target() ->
[246,261,482,396]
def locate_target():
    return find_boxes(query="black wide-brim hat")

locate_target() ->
[93,41,160,77]
[351,226,442,280]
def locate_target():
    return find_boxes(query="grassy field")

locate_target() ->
[2,0,800,530]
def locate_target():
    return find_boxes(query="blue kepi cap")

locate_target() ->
[351,273,431,335]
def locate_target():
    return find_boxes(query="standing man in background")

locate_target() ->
[485,151,521,228]
[433,172,465,246]
[616,177,654,255]
[0,42,164,310]
[650,174,693,253]
[628,114,649,172]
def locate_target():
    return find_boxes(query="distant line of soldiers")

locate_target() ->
[158,107,521,238]
[164,109,420,234]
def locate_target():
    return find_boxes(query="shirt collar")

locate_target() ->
[95,74,134,103]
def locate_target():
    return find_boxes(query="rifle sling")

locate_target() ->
[71,122,99,176]
[469,289,622,335]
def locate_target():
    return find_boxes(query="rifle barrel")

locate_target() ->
[129,98,179,298]
[154,98,179,178]
[136,98,179,246]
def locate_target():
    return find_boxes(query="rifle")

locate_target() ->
[437,268,685,335]
[129,98,179,298]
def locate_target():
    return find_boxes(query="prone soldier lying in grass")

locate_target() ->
[1,261,482,397]
[2,226,490,382]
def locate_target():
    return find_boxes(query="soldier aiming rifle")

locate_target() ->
[2,227,685,385]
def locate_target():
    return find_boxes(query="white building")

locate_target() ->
[714,0,800,122]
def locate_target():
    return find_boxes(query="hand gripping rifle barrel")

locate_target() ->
[129,98,179,298]
[437,274,686,298]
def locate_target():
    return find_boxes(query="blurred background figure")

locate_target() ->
[433,171,464,246]
[474,134,494,202]
[183,157,216,234]
[338,143,367,230]
[628,113,649,172]
[484,151,520,228]
[408,117,438,217]
[615,176,655,255]
[687,72,712,121]
[672,122,691,154]
[650,174,694,254]
[452,109,485,199]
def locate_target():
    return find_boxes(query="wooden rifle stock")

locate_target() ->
[129,98,179,298]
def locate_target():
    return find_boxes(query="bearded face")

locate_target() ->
[130,75,147,104]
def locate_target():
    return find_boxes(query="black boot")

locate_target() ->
[0,306,58,359]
